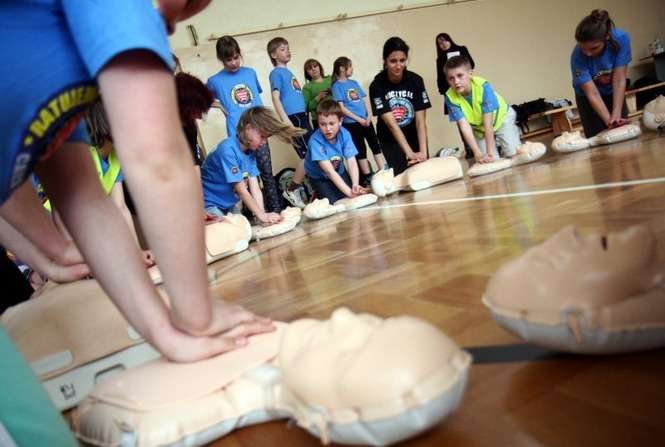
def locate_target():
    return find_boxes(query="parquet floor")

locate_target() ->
[153,130,665,445]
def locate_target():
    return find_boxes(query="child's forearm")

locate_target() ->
[581,82,611,125]
[340,103,365,124]
[247,177,266,214]
[321,162,352,196]
[347,157,361,186]
[611,66,628,118]
[458,120,482,157]
[271,91,291,124]
[234,181,264,218]
[482,113,497,157]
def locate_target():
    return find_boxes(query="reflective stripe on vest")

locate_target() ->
[445,76,508,137]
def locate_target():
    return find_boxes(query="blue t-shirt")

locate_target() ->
[305,128,358,180]
[269,66,306,115]
[571,28,632,96]
[0,0,173,205]
[332,79,367,123]
[445,82,500,123]
[207,67,263,138]
[201,137,259,210]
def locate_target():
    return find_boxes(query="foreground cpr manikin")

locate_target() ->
[371,156,463,197]
[73,308,470,446]
[150,214,252,284]
[304,194,378,220]
[252,206,302,240]
[552,123,642,152]
[483,225,665,353]
[643,95,665,131]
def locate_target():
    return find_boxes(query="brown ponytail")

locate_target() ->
[575,9,619,52]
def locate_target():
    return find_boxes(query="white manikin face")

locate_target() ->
[643,96,665,130]
[486,226,663,311]
[279,308,459,410]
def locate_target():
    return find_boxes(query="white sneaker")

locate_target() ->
[283,188,307,209]
[437,147,462,158]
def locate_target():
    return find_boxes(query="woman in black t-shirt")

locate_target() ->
[369,37,431,175]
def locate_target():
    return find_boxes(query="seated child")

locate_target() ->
[304,99,369,203]
[201,107,304,225]
[443,56,522,164]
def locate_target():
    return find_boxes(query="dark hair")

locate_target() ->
[382,37,410,61]
[85,99,112,147]
[175,72,214,127]
[216,35,242,62]
[435,33,457,58]
[332,56,351,83]
[443,55,471,74]
[575,9,618,52]
[316,98,343,118]
[303,58,324,81]
[267,37,289,66]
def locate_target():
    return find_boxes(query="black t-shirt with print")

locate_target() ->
[369,69,431,149]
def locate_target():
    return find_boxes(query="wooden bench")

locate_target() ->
[522,81,665,138]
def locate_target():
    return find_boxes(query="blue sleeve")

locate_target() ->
[445,96,464,122]
[341,130,358,158]
[309,137,328,162]
[219,147,243,184]
[115,169,124,183]
[269,70,280,92]
[332,82,344,102]
[481,82,499,114]
[571,49,592,88]
[253,69,263,95]
[614,30,632,67]
[247,156,260,178]
[206,78,218,99]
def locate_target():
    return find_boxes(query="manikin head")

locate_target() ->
[485,225,664,312]
[316,99,344,143]
[236,107,305,150]
[444,56,473,96]
[279,308,466,410]
[216,35,242,73]
[267,37,290,66]
[643,95,665,131]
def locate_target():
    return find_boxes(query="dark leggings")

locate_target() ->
[576,93,628,138]
[310,171,352,204]
[255,143,282,213]
[380,134,425,176]
[342,122,382,162]
[288,112,314,159]
[1,248,33,315]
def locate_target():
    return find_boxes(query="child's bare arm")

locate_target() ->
[319,161,353,197]
[338,102,366,125]
[580,81,611,126]
[271,90,291,124]
[234,179,280,224]
[482,112,498,159]
[457,119,485,162]
[346,156,361,187]
[363,97,375,123]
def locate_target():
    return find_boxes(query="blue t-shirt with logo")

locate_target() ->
[571,28,632,96]
[332,79,368,123]
[305,128,358,180]
[207,67,263,138]
[445,81,500,122]
[201,137,259,210]
[0,0,173,205]
[269,66,305,115]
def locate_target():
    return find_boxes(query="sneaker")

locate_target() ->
[437,147,463,158]
[282,187,307,209]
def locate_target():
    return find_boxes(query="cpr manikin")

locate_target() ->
[252,207,302,240]
[304,194,378,220]
[150,214,252,284]
[73,308,471,446]
[642,95,665,131]
[1,279,160,410]
[483,225,665,353]
[371,156,463,197]
[467,141,547,177]
[552,123,642,152]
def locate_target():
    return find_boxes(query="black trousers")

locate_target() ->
[576,93,628,138]
[342,122,382,161]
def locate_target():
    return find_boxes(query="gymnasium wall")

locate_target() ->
[172,0,665,172]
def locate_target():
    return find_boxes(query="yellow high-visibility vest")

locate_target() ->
[446,76,508,137]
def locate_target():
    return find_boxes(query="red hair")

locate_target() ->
[175,72,214,127]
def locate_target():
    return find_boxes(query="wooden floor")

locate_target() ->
[203,129,665,446]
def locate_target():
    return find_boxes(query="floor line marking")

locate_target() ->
[359,176,665,211]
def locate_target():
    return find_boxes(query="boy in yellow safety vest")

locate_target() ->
[443,56,522,164]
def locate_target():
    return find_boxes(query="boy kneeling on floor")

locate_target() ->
[304,99,369,203]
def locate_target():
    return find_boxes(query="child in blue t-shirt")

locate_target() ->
[305,99,369,203]
[0,2,275,446]
[202,107,305,224]
[207,35,282,213]
[267,37,312,208]
[571,9,631,137]
[331,57,386,187]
